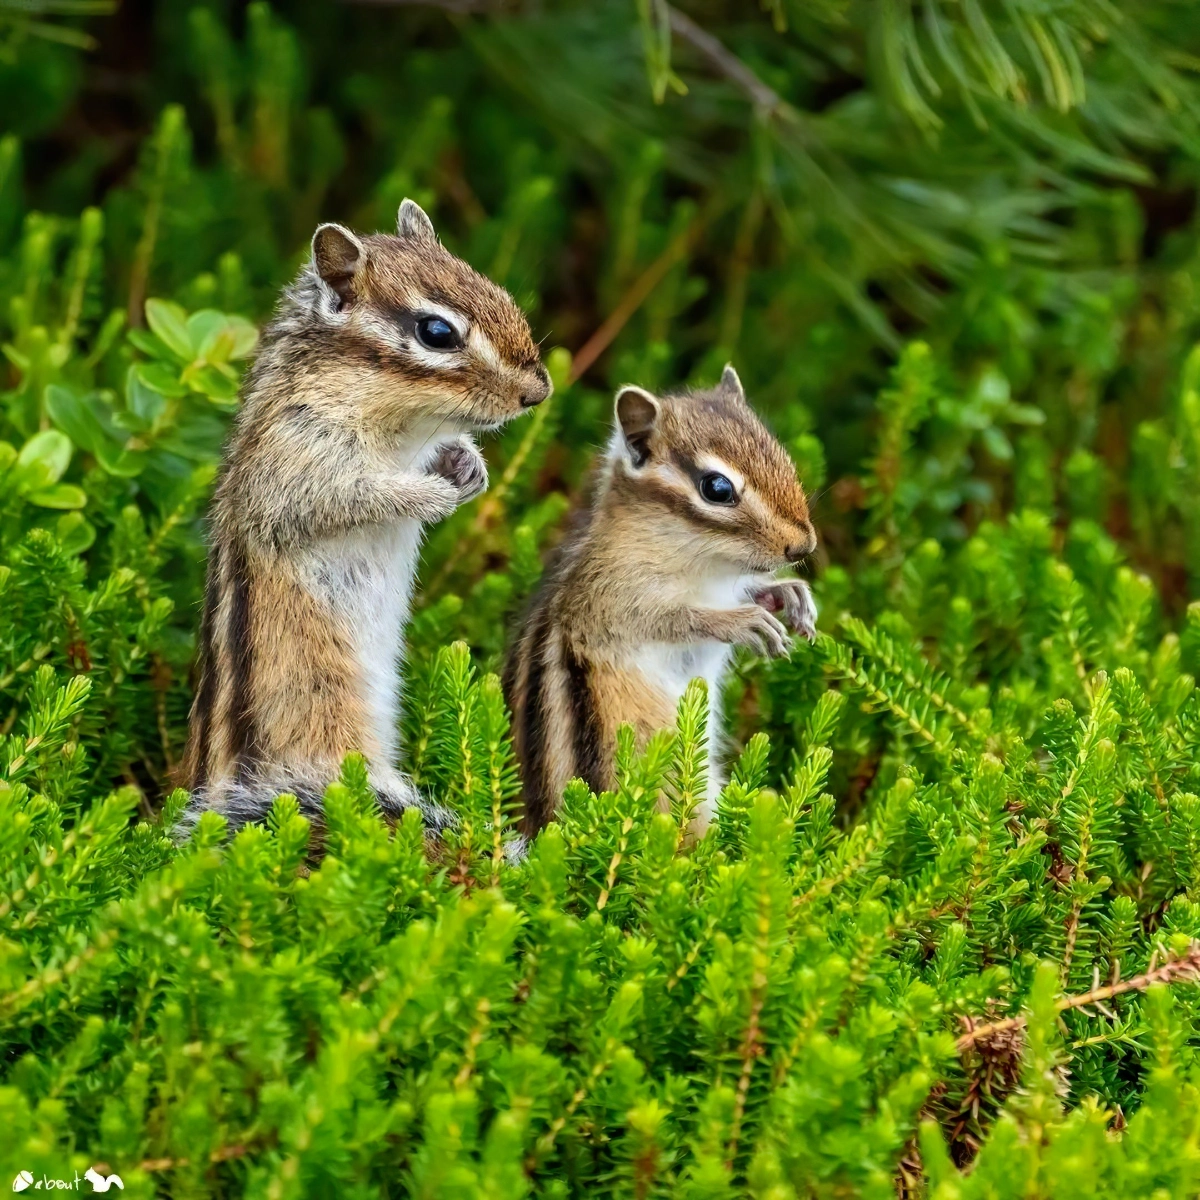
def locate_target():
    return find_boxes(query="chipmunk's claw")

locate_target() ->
[753,580,817,642]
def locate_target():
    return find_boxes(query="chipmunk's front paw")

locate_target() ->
[754,579,817,641]
[727,605,792,659]
[402,475,461,523]
[431,438,488,504]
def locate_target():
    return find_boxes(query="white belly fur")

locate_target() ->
[629,571,763,818]
[303,519,424,765]
[295,423,458,773]
[637,640,732,813]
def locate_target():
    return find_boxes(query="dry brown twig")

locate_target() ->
[665,6,784,117]
[89,1143,253,1175]
[956,941,1200,1053]
[566,207,710,385]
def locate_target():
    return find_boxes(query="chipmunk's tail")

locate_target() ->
[173,767,456,846]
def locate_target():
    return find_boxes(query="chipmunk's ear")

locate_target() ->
[720,363,747,403]
[312,223,364,306]
[615,385,661,469]
[397,198,438,245]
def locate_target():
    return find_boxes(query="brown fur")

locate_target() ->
[504,368,817,836]
[181,201,550,840]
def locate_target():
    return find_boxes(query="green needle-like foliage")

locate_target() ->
[6,2,1200,1194]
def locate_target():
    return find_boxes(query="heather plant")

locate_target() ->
[5,2,1200,1196]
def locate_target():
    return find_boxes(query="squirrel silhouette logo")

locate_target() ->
[84,1169,124,1192]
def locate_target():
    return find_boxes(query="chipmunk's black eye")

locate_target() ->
[699,472,737,505]
[415,315,462,351]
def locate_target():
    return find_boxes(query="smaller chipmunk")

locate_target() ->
[181,200,550,839]
[504,367,816,836]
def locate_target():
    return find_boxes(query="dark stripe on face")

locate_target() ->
[225,541,262,776]
[331,324,470,387]
[669,448,708,490]
[189,544,222,790]
[626,471,729,535]
[517,600,554,835]
[378,303,423,343]
[563,644,603,794]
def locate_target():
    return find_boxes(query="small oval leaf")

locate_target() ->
[56,512,96,556]
[17,429,72,486]
[145,298,195,361]
[28,483,88,509]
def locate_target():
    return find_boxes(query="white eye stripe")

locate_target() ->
[468,326,501,370]
[737,486,768,520]
[356,301,475,369]
[358,315,460,370]
[359,310,406,352]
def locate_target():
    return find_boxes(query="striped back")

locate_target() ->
[184,538,262,792]
[503,536,606,834]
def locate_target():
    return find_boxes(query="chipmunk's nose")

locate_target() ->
[785,524,817,563]
[520,365,553,408]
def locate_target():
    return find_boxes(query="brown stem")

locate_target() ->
[125,1143,252,1173]
[957,942,1200,1053]
[567,203,712,385]
[525,1043,616,1170]
[718,188,764,351]
[665,920,716,991]
[596,816,633,910]
[727,872,774,1167]
[1061,894,1082,981]
[666,6,784,116]
[0,929,118,1017]
[725,973,766,1169]
[424,397,551,595]
[453,996,492,1087]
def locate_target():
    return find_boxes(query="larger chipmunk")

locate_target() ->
[181,200,551,837]
[504,367,816,836]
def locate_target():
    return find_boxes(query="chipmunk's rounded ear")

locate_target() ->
[720,363,747,403]
[615,385,661,469]
[312,223,364,306]
[397,198,438,245]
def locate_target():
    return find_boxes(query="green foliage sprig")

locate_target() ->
[3,2,1200,1193]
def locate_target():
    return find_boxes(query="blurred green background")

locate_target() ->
[4,0,1200,786]
[10,7,1200,1188]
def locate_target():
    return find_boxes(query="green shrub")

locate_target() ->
[7,3,1200,1195]
[5,625,1200,1196]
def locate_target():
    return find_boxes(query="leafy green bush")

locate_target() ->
[6,2,1200,1195]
